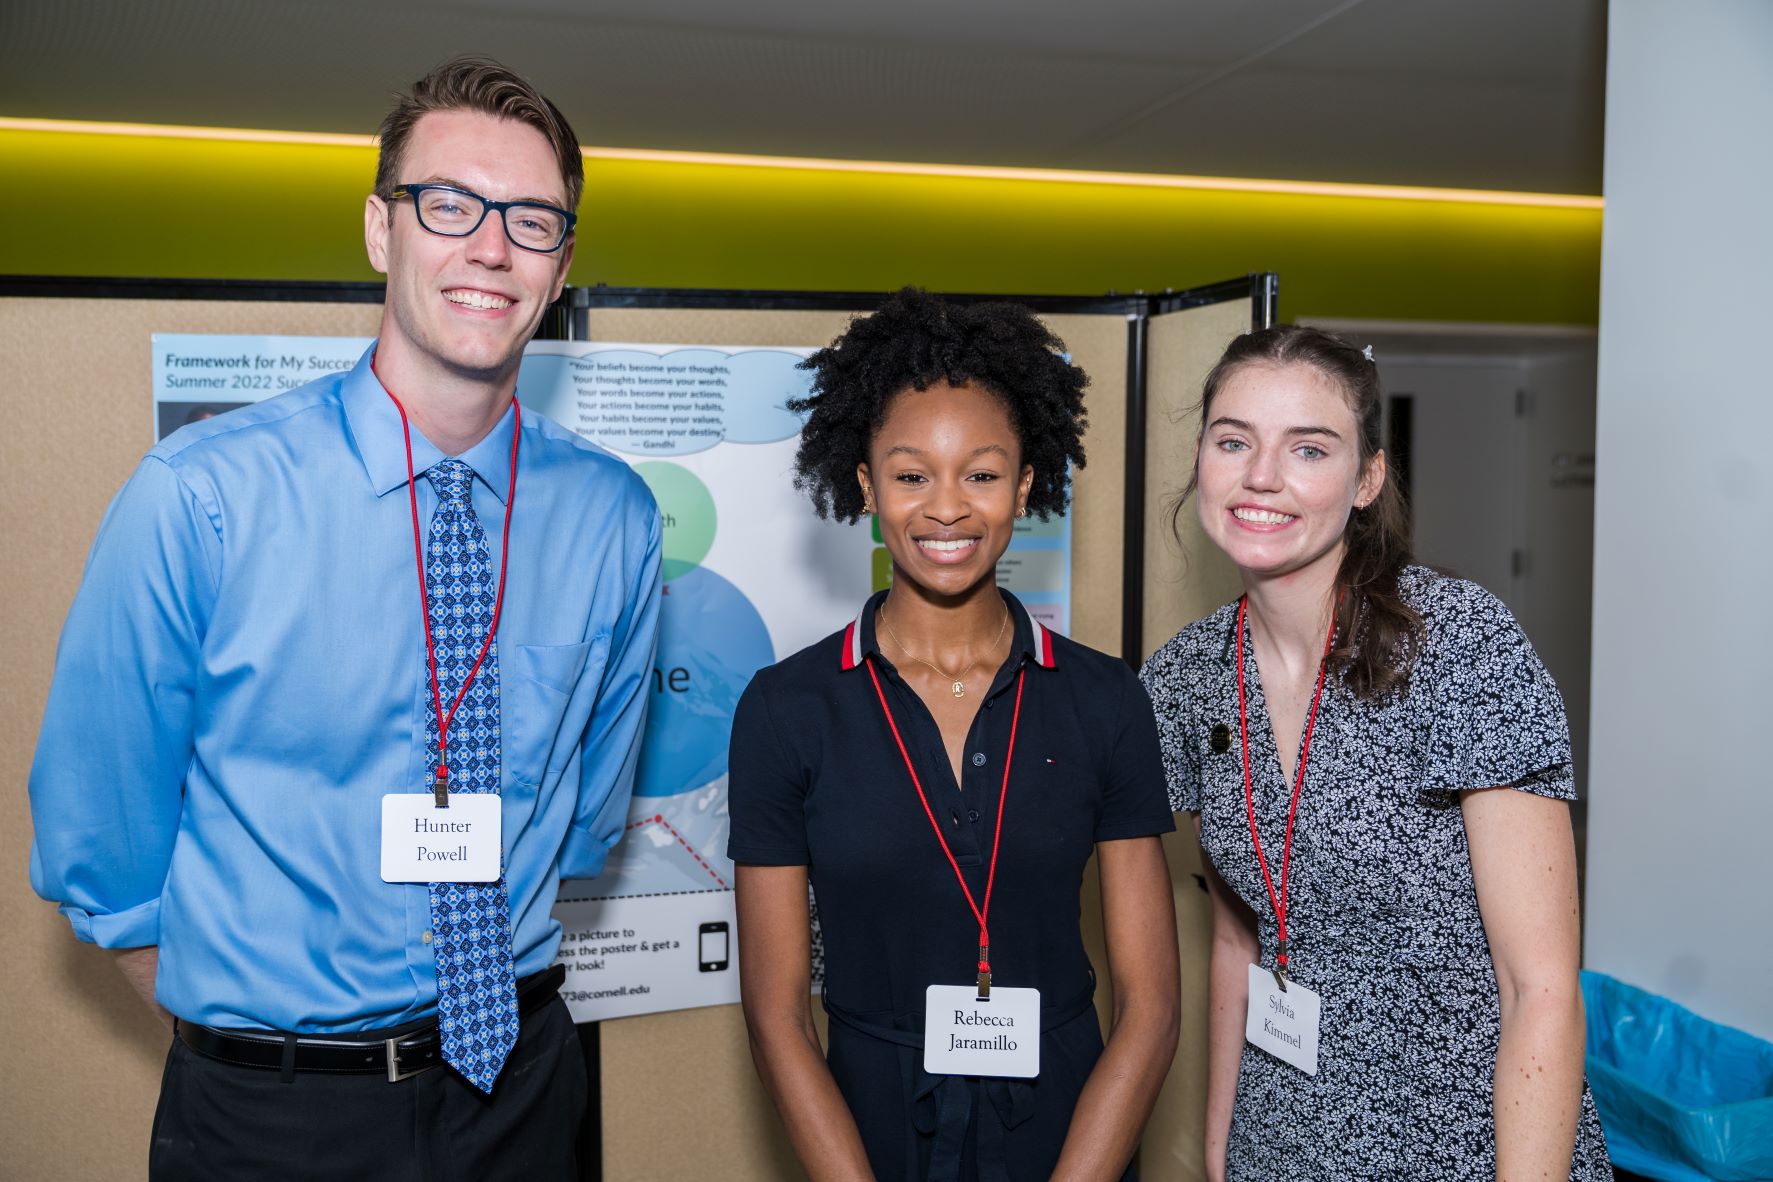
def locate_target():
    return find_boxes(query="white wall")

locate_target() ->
[1585,0,1773,1040]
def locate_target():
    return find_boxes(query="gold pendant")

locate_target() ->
[952,680,966,698]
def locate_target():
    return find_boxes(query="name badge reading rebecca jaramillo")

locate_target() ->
[1245,962,1321,1075]
[381,794,502,883]
[923,984,1041,1078]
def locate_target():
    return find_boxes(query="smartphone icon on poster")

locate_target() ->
[698,921,730,972]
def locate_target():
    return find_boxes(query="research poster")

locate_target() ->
[152,334,371,439]
[519,340,871,1021]
[151,332,1072,1022]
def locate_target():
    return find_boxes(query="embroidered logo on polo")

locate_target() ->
[423,459,519,1093]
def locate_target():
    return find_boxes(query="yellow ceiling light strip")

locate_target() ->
[0,116,1604,210]
[590,147,1603,208]
[0,116,377,148]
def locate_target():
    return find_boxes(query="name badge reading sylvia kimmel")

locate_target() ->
[381,794,501,883]
[923,984,1041,1078]
[1245,962,1321,1075]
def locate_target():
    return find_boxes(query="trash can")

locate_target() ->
[1583,971,1773,1181]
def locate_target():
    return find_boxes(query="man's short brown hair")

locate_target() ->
[375,56,584,211]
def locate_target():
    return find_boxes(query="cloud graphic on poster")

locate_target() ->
[519,347,810,457]
[720,349,811,443]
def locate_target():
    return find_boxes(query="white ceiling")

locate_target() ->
[0,0,1606,193]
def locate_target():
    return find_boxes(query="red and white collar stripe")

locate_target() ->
[1027,604,1055,668]
[839,597,1056,670]
[840,602,868,670]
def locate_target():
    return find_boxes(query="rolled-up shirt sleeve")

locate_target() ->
[29,455,219,948]
[559,499,662,880]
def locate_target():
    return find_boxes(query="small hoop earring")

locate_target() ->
[1016,506,1028,519]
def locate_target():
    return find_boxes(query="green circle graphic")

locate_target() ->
[633,461,717,580]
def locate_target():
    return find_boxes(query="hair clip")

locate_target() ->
[1362,345,1375,362]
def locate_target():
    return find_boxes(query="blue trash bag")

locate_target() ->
[1583,971,1773,1181]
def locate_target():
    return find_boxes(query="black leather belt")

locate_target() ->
[176,964,565,1082]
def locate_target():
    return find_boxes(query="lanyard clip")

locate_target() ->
[1273,938,1289,992]
[976,941,991,1000]
[432,765,450,809]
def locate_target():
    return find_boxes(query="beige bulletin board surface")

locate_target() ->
[584,304,1133,1181]
[1141,302,1249,661]
[1042,312,1129,656]
[1135,299,1251,1182]
[0,296,383,1181]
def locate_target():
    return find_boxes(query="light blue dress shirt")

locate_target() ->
[29,346,662,1033]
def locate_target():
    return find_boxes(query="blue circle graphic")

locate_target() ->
[634,565,775,797]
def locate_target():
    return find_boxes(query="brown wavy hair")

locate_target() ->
[1175,325,1423,700]
[374,56,584,212]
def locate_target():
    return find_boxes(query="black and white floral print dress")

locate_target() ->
[1140,567,1611,1181]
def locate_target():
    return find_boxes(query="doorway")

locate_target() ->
[1308,319,1599,869]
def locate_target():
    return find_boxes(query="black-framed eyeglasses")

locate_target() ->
[391,183,577,253]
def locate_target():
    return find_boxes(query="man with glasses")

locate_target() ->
[28,57,660,1179]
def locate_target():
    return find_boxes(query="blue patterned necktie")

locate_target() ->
[423,458,519,1093]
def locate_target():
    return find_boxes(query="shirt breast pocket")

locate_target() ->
[501,635,610,789]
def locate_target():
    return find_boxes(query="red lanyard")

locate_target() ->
[865,656,1025,999]
[382,380,521,807]
[1236,596,1335,985]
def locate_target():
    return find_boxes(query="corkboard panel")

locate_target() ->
[583,306,859,353]
[1038,312,1127,656]
[1141,303,1248,660]
[1021,833,1208,1180]
[587,304,1133,1179]
[0,297,382,1180]
[1139,827,1217,1181]
[1132,301,1253,1181]
[597,1003,809,1180]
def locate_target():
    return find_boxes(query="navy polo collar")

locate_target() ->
[839,588,1057,672]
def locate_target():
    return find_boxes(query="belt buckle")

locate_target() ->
[385,1037,434,1083]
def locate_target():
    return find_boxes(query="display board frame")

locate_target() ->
[0,271,1276,1182]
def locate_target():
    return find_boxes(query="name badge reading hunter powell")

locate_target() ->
[1245,962,1321,1075]
[381,794,502,883]
[924,985,1041,1078]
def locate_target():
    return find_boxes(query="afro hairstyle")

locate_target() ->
[789,288,1088,523]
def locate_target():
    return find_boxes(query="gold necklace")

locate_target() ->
[879,601,1011,699]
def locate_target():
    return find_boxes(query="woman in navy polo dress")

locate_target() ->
[1139,325,1611,1180]
[729,290,1181,1182]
